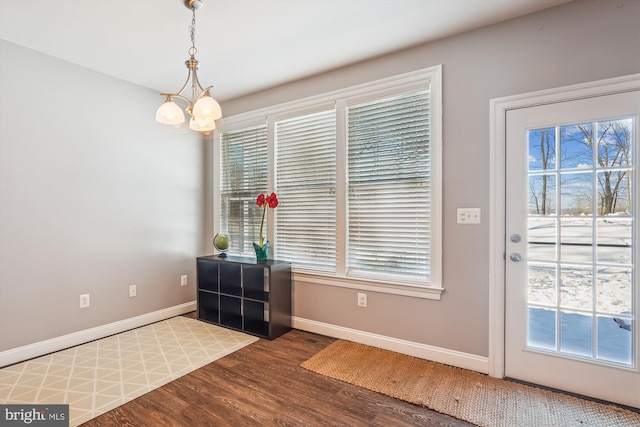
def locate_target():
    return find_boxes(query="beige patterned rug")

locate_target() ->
[0,316,258,426]
[301,340,640,427]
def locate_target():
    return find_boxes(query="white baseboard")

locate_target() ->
[293,316,489,374]
[1,308,488,374]
[0,301,196,368]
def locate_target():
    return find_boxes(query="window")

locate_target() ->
[276,110,337,272]
[219,124,268,255]
[347,90,431,283]
[216,66,442,298]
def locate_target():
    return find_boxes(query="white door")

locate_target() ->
[505,90,640,408]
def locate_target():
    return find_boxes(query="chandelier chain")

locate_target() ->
[188,8,197,57]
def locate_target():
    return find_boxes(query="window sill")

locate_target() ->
[292,271,444,300]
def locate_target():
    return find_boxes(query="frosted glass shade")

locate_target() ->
[163,122,190,134]
[189,116,216,132]
[192,95,222,121]
[156,99,185,125]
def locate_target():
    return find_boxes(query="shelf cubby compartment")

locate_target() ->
[219,295,242,330]
[198,291,219,324]
[197,259,219,292]
[243,265,269,301]
[219,263,242,296]
[244,300,270,337]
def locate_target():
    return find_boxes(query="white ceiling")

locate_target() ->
[0,0,572,101]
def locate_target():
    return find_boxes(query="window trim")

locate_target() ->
[215,65,443,299]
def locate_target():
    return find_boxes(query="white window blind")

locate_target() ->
[217,67,442,294]
[347,89,431,283]
[220,124,268,256]
[275,110,337,271]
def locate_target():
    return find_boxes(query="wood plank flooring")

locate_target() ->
[82,314,474,426]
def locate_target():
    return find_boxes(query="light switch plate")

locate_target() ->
[457,208,481,224]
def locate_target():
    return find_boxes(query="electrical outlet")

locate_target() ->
[129,285,137,298]
[80,293,90,308]
[357,292,367,307]
[457,208,481,224]
[181,275,188,287]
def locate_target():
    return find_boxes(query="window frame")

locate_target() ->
[214,66,443,299]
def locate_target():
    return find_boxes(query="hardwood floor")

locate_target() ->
[83,314,474,426]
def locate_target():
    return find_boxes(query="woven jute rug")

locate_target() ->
[301,340,640,427]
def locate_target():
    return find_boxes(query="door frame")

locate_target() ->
[488,73,640,379]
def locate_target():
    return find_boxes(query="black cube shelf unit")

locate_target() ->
[196,255,292,340]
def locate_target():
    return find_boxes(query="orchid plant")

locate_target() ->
[255,192,278,248]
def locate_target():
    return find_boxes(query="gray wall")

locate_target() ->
[0,40,205,351]
[223,0,640,357]
[1,0,638,359]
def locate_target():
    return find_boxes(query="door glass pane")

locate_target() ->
[528,174,556,215]
[597,170,632,216]
[597,218,632,264]
[526,117,634,367]
[596,267,632,314]
[597,267,633,365]
[560,311,593,358]
[528,217,556,261]
[528,307,556,351]
[560,265,593,310]
[528,263,556,306]
[560,218,593,263]
[559,172,592,216]
[560,123,593,169]
[528,128,556,171]
[597,119,633,172]
[597,315,632,365]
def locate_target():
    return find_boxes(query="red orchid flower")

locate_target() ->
[266,192,279,209]
[256,192,278,247]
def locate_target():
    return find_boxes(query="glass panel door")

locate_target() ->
[505,90,639,408]
[526,118,634,366]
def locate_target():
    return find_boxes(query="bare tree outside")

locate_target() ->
[529,119,632,216]
[529,128,555,215]
[560,119,632,216]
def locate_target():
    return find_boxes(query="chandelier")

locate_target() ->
[155,0,222,134]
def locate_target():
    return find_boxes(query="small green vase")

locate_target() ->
[253,241,270,261]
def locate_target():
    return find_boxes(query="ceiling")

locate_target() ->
[0,0,572,101]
